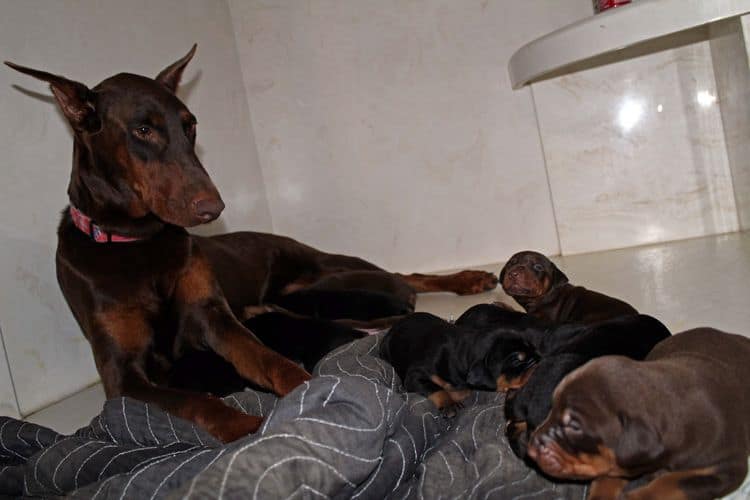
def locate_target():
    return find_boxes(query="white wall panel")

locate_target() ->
[228,0,593,272]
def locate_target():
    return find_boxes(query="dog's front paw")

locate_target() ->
[272,362,312,396]
[452,270,498,295]
[194,401,264,443]
[214,414,264,443]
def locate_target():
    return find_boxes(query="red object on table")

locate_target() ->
[594,0,631,13]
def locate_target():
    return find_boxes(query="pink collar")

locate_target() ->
[69,205,144,243]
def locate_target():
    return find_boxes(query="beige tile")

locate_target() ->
[0,236,97,416]
[534,39,739,255]
[25,384,105,435]
[0,328,19,419]
[710,16,750,232]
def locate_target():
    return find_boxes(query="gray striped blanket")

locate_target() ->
[0,334,586,499]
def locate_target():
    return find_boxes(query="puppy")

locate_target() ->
[380,312,537,414]
[455,302,547,333]
[500,251,637,324]
[527,328,750,500]
[503,314,671,458]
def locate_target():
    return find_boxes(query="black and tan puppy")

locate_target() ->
[380,312,538,414]
[500,251,637,324]
[504,314,671,458]
[527,328,750,500]
[455,302,547,333]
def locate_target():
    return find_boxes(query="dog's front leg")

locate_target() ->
[175,248,311,395]
[90,306,262,442]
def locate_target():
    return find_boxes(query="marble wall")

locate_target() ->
[0,0,269,415]
[227,0,593,272]
[228,0,748,263]
[710,16,750,233]
[533,37,739,255]
[0,329,18,418]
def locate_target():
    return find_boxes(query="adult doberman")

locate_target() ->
[5,46,497,442]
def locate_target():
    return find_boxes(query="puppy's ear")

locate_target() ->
[498,262,509,284]
[5,62,99,132]
[156,44,196,93]
[466,355,493,388]
[614,414,664,472]
[549,261,569,287]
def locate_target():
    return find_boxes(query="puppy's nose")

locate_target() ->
[193,197,225,222]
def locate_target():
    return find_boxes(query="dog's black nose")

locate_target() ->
[193,197,225,222]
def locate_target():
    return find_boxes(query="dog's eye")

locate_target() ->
[133,126,152,139]
[516,352,526,362]
[533,264,544,272]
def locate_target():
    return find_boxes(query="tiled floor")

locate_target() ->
[25,232,750,460]
[416,231,750,336]
[25,383,105,434]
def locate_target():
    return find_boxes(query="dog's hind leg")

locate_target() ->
[396,270,498,295]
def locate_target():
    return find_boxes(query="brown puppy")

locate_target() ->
[527,328,750,500]
[500,251,637,324]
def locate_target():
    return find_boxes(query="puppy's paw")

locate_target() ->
[587,477,628,500]
[440,402,464,419]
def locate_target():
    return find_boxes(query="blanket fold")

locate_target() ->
[0,333,585,499]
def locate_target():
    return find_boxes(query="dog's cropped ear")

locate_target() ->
[549,261,569,287]
[5,62,99,132]
[156,44,197,93]
[614,414,664,472]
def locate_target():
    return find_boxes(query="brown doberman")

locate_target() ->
[5,46,497,442]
